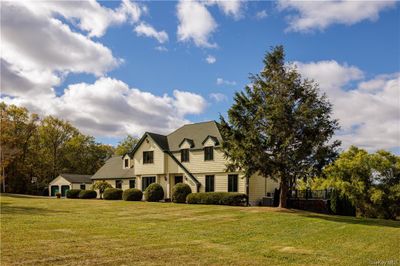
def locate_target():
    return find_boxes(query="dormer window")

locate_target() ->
[124,158,129,168]
[181,149,189,162]
[204,146,214,161]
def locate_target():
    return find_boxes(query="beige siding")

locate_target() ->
[48,176,71,196]
[248,174,280,205]
[134,136,165,175]
[71,183,89,190]
[171,148,226,174]
[195,172,245,193]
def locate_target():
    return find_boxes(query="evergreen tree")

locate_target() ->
[219,46,340,207]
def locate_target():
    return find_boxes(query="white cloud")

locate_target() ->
[210,93,228,102]
[134,22,169,43]
[255,10,268,20]
[1,1,121,98]
[217,78,237,86]
[206,55,217,64]
[177,0,218,48]
[2,78,208,137]
[155,46,168,52]
[294,60,400,152]
[278,0,397,32]
[206,0,244,19]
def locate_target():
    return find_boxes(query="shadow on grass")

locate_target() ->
[1,202,68,216]
[300,213,400,228]
[1,193,49,199]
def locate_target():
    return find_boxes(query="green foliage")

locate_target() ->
[144,183,164,202]
[0,102,114,194]
[103,188,123,200]
[92,181,112,199]
[329,189,356,216]
[172,183,192,203]
[186,192,248,206]
[324,146,400,219]
[115,135,139,156]
[78,190,97,199]
[122,188,143,201]
[66,189,81,199]
[219,46,340,208]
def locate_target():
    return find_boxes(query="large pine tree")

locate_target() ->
[219,46,340,208]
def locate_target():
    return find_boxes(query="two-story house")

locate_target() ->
[91,121,279,205]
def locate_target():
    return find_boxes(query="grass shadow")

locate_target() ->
[1,202,68,216]
[300,212,400,228]
[1,193,49,199]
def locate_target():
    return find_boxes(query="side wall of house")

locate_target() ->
[248,174,280,205]
[134,136,165,175]
[48,176,71,196]
[170,147,226,173]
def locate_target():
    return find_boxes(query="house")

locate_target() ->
[91,121,279,205]
[49,174,92,197]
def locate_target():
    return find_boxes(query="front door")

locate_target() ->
[174,176,183,185]
[51,185,59,196]
[61,185,70,197]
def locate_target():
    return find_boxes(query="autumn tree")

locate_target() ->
[115,135,139,156]
[219,46,340,208]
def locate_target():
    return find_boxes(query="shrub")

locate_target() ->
[92,181,112,199]
[103,188,123,200]
[172,183,192,203]
[79,190,97,199]
[66,189,81,199]
[186,192,247,206]
[123,188,143,201]
[144,183,164,202]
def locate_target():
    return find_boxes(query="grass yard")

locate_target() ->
[1,194,399,266]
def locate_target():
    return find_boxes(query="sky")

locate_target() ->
[1,0,399,153]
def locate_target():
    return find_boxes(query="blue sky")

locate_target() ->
[1,1,399,152]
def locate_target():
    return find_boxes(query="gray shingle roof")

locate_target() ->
[91,156,135,180]
[59,174,92,183]
[167,121,222,151]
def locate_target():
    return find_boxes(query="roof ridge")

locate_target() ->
[167,120,216,136]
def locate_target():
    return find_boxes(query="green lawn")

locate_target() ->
[1,194,399,265]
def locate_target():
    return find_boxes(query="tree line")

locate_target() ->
[0,103,138,195]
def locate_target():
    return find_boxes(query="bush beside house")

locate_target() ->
[123,189,143,201]
[103,188,123,200]
[79,190,97,199]
[187,192,247,206]
[172,183,192,203]
[144,183,164,202]
[66,189,81,199]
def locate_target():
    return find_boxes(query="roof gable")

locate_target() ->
[178,138,194,149]
[202,135,219,146]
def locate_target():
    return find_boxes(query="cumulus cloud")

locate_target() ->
[134,22,169,43]
[209,93,228,102]
[255,10,268,20]
[206,55,217,64]
[3,78,207,137]
[1,1,121,98]
[217,78,237,86]
[294,60,400,152]
[176,0,244,48]
[278,0,397,32]
[177,0,218,48]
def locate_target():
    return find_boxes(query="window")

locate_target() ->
[181,149,189,162]
[205,175,215,192]
[228,174,238,192]
[143,151,154,164]
[204,146,214,161]
[174,176,183,185]
[129,179,136,189]
[142,176,156,191]
[124,158,129,168]
[80,184,86,190]
[116,180,122,189]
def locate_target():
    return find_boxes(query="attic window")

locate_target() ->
[124,158,129,168]
[204,146,214,161]
[181,149,189,162]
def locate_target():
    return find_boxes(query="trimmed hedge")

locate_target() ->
[186,192,248,206]
[123,188,143,201]
[172,183,192,203]
[79,190,97,199]
[103,188,123,200]
[144,183,164,202]
[66,189,81,199]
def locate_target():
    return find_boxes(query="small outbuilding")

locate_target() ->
[48,174,92,197]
